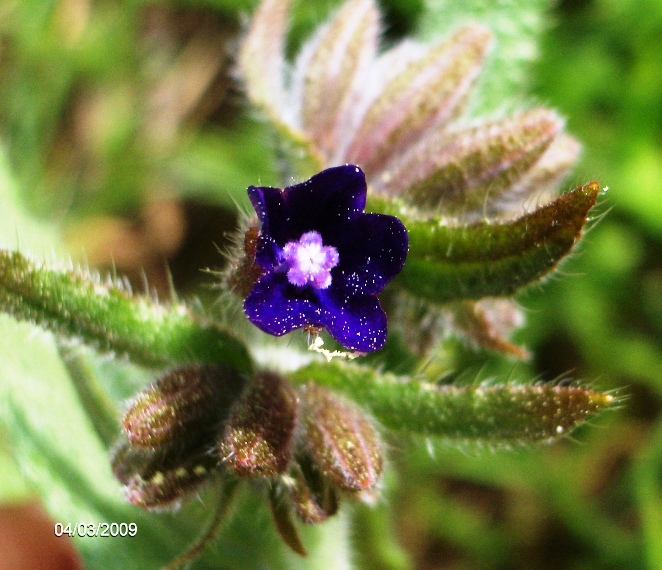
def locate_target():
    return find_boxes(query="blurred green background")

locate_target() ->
[0,0,660,568]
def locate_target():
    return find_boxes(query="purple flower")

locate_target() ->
[244,165,408,352]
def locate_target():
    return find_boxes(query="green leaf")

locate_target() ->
[0,316,172,568]
[290,361,615,445]
[0,440,32,504]
[634,422,662,570]
[0,249,253,372]
[0,147,58,248]
[374,182,600,303]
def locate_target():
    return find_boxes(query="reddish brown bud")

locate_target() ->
[220,372,298,477]
[122,365,244,448]
[299,384,383,494]
[110,440,219,510]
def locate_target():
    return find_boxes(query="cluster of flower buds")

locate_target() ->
[240,0,579,221]
[111,365,383,553]
[111,365,245,509]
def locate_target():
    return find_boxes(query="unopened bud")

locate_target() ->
[297,0,379,161]
[227,227,265,297]
[299,383,383,494]
[122,365,244,448]
[110,439,218,510]
[346,24,492,174]
[220,372,298,477]
[377,108,562,216]
[504,134,582,214]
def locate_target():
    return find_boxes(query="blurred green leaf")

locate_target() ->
[0,148,58,248]
[634,422,662,570]
[168,122,280,208]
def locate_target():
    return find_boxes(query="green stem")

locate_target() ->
[0,250,253,373]
[58,343,120,448]
[165,478,240,570]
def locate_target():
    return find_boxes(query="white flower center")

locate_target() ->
[282,231,339,289]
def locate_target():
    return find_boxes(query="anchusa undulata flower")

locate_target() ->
[112,366,384,558]
[240,165,408,352]
[107,0,609,560]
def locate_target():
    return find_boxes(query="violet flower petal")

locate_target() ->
[247,185,286,269]
[317,289,388,352]
[245,272,388,352]
[333,213,408,295]
[248,165,366,255]
[244,273,323,337]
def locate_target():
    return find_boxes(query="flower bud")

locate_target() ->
[376,108,562,217]
[299,383,383,494]
[238,0,291,122]
[220,372,298,477]
[503,133,582,214]
[110,439,219,510]
[346,23,492,174]
[295,0,379,161]
[122,365,244,448]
